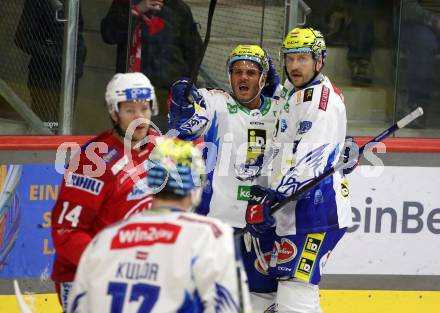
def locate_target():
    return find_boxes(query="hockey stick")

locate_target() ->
[235,107,424,237]
[183,0,217,99]
[14,280,32,313]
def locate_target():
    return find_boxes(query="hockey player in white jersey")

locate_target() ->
[245,28,353,312]
[67,137,252,313]
[168,44,288,310]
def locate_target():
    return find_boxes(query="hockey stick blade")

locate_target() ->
[183,0,217,99]
[235,107,424,237]
[14,280,33,313]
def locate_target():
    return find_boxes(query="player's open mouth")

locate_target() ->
[239,85,249,91]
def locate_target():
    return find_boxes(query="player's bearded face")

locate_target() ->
[114,100,151,141]
[230,60,264,105]
[285,52,322,88]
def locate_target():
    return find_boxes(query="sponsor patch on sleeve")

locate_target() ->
[298,120,312,134]
[65,172,104,195]
[319,85,330,111]
[303,88,314,102]
[102,148,119,163]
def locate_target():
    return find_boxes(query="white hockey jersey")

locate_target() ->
[67,208,252,313]
[269,75,353,235]
[174,89,286,228]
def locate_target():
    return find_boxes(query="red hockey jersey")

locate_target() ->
[51,130,157,282]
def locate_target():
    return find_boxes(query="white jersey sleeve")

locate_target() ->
[67,210,252,313]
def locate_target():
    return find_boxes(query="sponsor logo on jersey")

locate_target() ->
[247,129,266,162]
[284,102,290,112]
[111,223,181,248]
[303,88,314,102]
[295,233,325,281]
[280,119,288,133]
[298,120,312,134]
[227,102,238,114]
[250,121,264,126]
[314,189,323,204]
[254,251,272,275]
[297,257,314,275]
[65,172,103,195]
[127,178,152,201]
[237,185,251,201]
[305,236,323,254]
[281,87,288,99]
[276,238,297,263]
[319,85,330,111]
[341,179,349,197]
[102,148,119,163]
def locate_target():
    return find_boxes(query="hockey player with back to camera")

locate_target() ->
[67,137,253,313]
[51,72,160,311]
[244,28,353,312]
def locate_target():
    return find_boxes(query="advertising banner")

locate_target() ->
[0,164,61,278]
[327,166,440,275]
[0,164,439,278]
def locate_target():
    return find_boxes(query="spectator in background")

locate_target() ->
[306,0,376,86]
[14,0,87,132]
[345,0,376,86]
[101,0,203,131]
[400,0,440,128]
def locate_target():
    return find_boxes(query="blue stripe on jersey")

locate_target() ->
[296,145,340,234]
[215,283,240,313]
[177,290,203,313]
[196,112,219,216]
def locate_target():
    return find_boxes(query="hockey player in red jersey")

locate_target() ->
[51,72,159,311]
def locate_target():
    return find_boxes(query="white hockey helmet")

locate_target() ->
[105,72,159,116]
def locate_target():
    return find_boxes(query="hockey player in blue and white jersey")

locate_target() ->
[245,28,353,312]
[168,45,284,228]
[67,137,252,313]
[168,45,287,312]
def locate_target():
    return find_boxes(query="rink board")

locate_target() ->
[1,137,440,313]
[1,290,440,313]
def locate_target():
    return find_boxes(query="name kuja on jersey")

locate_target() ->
[65,172,104,195]
[111,223,181,248]
[115,261,159,281]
